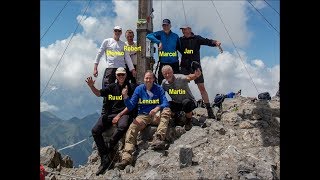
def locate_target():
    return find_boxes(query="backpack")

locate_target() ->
[40,164,46,180]
[258,92,271,100]
[214,94,225,104]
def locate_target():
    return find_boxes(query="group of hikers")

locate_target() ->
[86,18,225,175]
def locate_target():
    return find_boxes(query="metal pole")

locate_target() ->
[136,0,153,83]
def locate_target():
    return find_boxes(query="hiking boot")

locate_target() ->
[150,134,166,150]
[96,155,110,176]
[207,107,215,119]
[184,119,192,131]
[114,159,130,170]
[216,112,222,121]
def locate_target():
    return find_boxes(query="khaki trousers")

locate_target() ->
[122,108,171,162]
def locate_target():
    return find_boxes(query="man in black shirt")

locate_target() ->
[179,25,221,119]
[86,67,137,175]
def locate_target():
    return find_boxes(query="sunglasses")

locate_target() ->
[114,30,122,32]
[117,73,126,76]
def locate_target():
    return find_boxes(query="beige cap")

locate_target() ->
[116,67,126,74]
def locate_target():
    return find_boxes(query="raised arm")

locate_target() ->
[85,76,101,96]
[186,68,202,82]
[197,35,217,47]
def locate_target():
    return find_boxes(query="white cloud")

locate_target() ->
[40,0,279,118]
[40,101,59,112]
[252,0,267,9]
[252,59,265,68]
[40,34,106,89]
[152,1,252,48]
[51,86,58,91]
[188,51,279,102]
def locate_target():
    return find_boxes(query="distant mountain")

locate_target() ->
[40,111,100,167]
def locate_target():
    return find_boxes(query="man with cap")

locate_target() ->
[93,25,137,88]
[178,25,222,119]
[86,67,137,175]
[93,25,137,116]
[146,19,181,84]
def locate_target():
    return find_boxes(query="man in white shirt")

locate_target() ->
[124,29,137,84]
[93,26,137,88]
[94,26,137,115]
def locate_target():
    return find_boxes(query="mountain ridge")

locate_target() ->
[40,96,280,179]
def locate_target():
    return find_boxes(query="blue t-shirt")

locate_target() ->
[124,83,169,115]
[146,30,180,64]
[225,92,236,98]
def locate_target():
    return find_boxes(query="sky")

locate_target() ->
[40,0,280,120]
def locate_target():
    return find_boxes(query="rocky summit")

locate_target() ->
[40,96,280,180]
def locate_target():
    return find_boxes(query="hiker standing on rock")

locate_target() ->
[124,29,138,84]
[86,67,137,175]
[114,71,171,170]
[161,65,201,131]
[93,25,137,118]
[179,25,222,119]
[146,19,181,84]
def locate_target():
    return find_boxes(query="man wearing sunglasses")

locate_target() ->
[146,19,181,84]
[93,25,137,116]
[93,26,137,89]
[86,67,137,175]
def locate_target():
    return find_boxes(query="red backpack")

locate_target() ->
[40,164,46,180]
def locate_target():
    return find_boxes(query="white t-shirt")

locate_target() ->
[94,38,134,71]
[125,41,137,65]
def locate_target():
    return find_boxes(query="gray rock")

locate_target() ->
[40,146,62,168]
[62,155,73,168]
[239,121,254,129]
[141,169,161,180]
[40,96,280,180]
[179,145,193,168]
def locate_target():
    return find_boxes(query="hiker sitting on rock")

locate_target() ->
[114,70,171,170]
[161,65,201,131]
[86,67,137,175]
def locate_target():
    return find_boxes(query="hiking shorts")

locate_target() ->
[180,64,204,84]
[170,99,196,113]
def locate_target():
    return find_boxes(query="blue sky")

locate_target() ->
[40,0,279,120]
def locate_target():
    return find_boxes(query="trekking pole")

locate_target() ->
[154,48,161,83]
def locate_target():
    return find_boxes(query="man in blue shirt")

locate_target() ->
[114,70,171,170]
[146,19,181,84]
